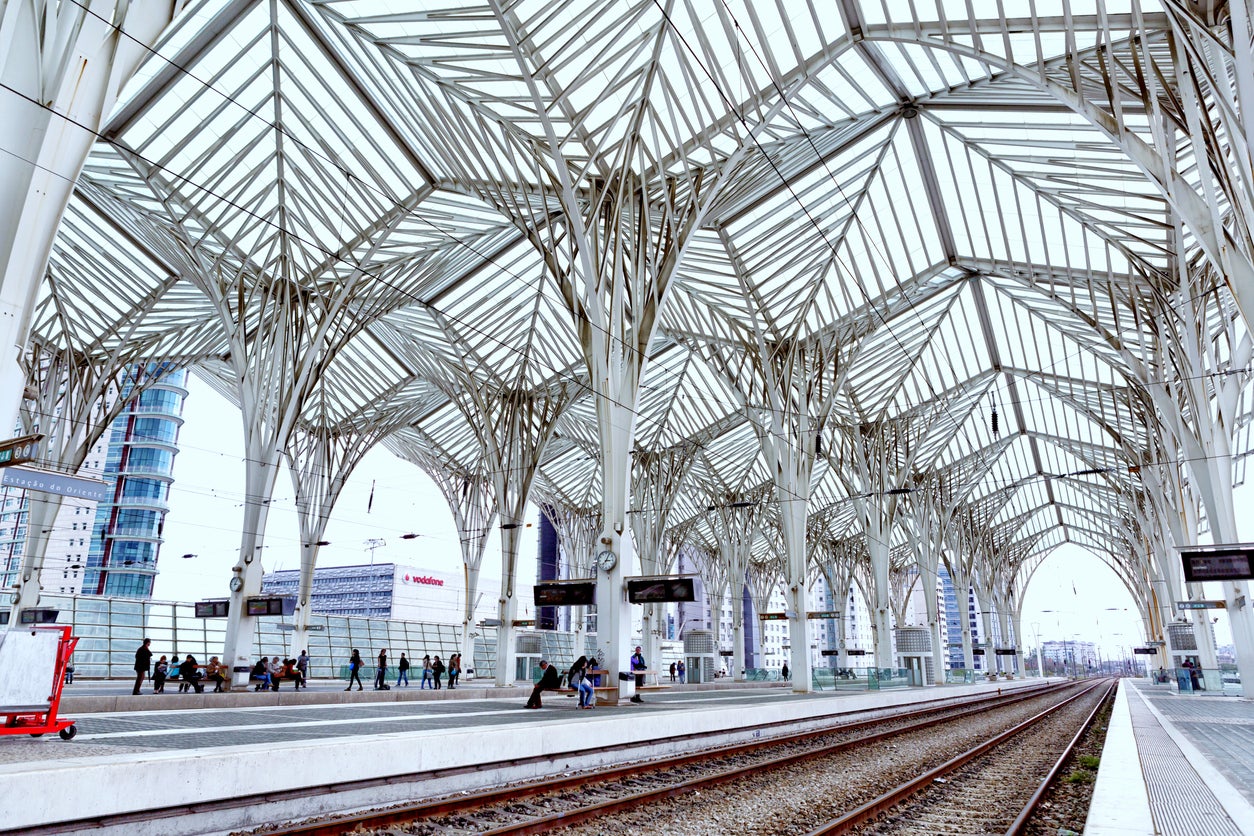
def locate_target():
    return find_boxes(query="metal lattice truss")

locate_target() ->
[27,0,1254,599]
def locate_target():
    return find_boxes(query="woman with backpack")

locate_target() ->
[568,656,594,708]
[431,655,446,689]
[345,648,364,691]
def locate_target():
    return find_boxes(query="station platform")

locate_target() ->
[1,676,1041,835]
[1087,678,1254,835]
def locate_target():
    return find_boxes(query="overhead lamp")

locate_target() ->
[182,553,197,559]
[401,533,420,540]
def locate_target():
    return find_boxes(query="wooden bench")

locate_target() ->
[630,669,671,688]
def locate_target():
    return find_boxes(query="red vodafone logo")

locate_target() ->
[402,573,444,587]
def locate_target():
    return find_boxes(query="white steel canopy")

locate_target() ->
[9,0,1254,688]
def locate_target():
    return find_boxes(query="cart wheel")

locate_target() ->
[28,733,44,738]
[59,725,77,741]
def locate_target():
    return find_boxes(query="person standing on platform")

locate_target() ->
[375,648,388,690]
[133,638,153,695]
[782,662,790,682]
[630,646,647,703]
[397,653,410,687]
[296,650,309,683]
[525,659,560,708]
[677,659,686,684]
[346,649,364,691]
[448,654,459,689]
[432,655,446,689]
[669,661,676,682]
[421,654,433,689]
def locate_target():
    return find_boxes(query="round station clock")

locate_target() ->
[596,549,617,571]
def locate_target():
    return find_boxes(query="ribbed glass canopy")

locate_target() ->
[31,0,1253,590]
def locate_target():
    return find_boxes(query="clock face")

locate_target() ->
[229,576,244,592]
[596,550,617,571]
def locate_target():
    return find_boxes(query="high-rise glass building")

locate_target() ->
[84,367,188,598]
[938,566,984,671]
[0,367,188,599]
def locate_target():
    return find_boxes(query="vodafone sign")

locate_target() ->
[402,573,444,587]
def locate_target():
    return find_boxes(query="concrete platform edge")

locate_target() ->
[1086,682,1156,836]
[1132,687,1254,836]
[0,680,1037,831]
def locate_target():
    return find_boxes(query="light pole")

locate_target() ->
[364,538,386,567]
[1032,622,1044,679]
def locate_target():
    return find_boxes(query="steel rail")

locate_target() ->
[17,688,1036,836]
[262,681,1076,836]
[1004,679,1117,835]
[803,679,1114,836]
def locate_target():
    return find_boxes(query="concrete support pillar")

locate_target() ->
[731,583,745,681]
[591,390,637,701]
[222,454,279,687]
[494,523,524,687]
[869,539,894,669]
[460,564,482,675]
[778,480,812,692]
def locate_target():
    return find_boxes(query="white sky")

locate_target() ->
[153,377,1243,659]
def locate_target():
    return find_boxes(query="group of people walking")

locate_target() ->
[345,649,462,690]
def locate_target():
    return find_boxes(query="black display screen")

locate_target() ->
[533,581,596,606]
[1181,546,1254,582]
[626,577,696,603]
[194,600,229,618]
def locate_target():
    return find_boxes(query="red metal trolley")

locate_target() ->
[0,624,78,740]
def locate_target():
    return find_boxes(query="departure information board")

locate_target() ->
[1180,545,1254,582]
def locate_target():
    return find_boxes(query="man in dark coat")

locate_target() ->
[133,638,152,695]
[525,660,561,708]
[630,646,647,703]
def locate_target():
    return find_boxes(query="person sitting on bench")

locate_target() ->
[524,660,561,709]
[275,658,305,690]
[206,656,227,692]
[178,655,204,693]
[251,658,271,691]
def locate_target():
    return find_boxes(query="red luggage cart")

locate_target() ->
[0,624,78,740]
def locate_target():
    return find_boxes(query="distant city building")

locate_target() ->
[261,562,498,624]
[1041,640,1098,672]
[938,567,984,671]
[0,367,187,599]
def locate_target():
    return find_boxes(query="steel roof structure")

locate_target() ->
[6,0,1254,692]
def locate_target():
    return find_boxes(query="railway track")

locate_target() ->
[257,681,1084,836]
[811,678,1114,834]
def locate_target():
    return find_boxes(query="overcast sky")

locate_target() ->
[153,377,1237,657]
